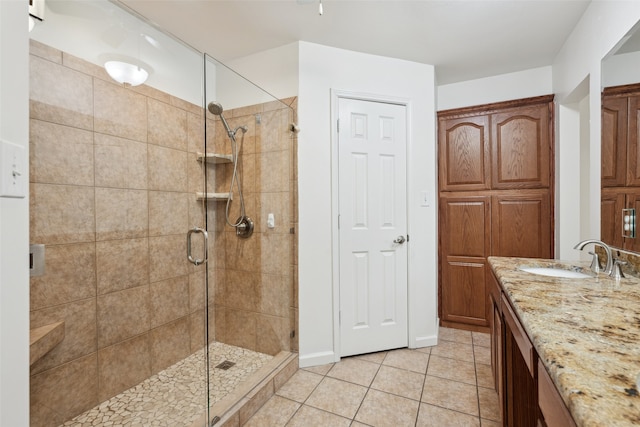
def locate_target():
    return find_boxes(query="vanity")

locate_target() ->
[488,256,640,427]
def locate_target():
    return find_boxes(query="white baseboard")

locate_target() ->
[298,350,336,368]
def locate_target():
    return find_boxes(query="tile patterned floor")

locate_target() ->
[60,342,272,427]
[245,327,500,427]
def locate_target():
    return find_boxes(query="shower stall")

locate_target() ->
[28,1,297,426]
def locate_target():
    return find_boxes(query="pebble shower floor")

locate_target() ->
[60,342,272,427]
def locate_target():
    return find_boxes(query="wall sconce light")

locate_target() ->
[104,61,149,87]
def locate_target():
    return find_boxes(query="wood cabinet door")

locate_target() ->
[601,188,625,249]
[627,96,640,186]
[491,104,550,190]
[602,96,628,187]
[623,189,640,252]
[491,191,552,258]
[439,195,491,326]
[438,115,491,191]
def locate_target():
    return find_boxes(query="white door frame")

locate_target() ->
[330,89,413,361]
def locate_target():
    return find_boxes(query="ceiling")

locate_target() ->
[119,0,592,85]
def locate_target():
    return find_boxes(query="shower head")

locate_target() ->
[207,102,224,116]
[207,101,233,137]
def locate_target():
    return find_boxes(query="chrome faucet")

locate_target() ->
[573,239,614,276]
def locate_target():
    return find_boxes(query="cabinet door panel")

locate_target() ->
[439,115,490,191]
[441,257,488,326]
[602,96,628,187]
[492,192,551,258]
[623,190,640,252]
[492,105,550,189]
[601,189,624,249]
[440,195,490,257]
[628,96,640,186]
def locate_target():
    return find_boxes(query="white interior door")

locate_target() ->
[338,97,408,357]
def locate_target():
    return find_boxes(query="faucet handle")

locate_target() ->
[611,258,627,280]
[588,251,601,273]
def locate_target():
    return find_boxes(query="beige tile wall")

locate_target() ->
[211,98,299,355]
[28,40,298,426]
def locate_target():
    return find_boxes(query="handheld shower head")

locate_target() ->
[207,102,224,116]
[207,101,233,136]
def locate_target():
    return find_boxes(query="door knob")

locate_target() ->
[393,235,406,244]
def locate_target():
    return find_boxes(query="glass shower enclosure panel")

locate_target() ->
[28,1,211,425]
[201,53,296,425]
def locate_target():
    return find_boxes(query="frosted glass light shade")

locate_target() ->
[104,61,148,87]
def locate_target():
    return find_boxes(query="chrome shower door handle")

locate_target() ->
[393,235,406,244]
[187,227,208,266]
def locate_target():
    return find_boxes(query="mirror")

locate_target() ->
[601,20,640,251]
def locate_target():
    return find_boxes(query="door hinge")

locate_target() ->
[338,214,340,229]
[337,118,340,133]
[407,234,409,242]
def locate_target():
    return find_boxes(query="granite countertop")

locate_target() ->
[488,256,640,427]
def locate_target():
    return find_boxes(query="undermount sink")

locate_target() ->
[518,266,592,279]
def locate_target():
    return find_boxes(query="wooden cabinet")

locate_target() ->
[490,269,578,427]
[438,96,554,331]
[602,85,640,251]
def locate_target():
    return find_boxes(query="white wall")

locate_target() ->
[602,50,640,88]
[224,42,299,103]
[0,0,30,424]
[297,42,438,367]
[437,66,553,111]
[553,1,640,254]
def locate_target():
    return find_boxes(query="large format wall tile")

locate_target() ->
[148,98,188,150]
[256,314,290,355]
[30,242,96,310]
[149,234,188,282]
[94,79,147,142]
[150,275,190,328]
[96,238,149,295]
[30,183,95,244]
[187,112,205,154]
[30,354,98,426]
[95,187,148,240]
[30,119,94,186]
[30,298,97,375]
[149,191,189,236]
[97,286,150,348]
[97,334,151,401]
[257,150,290,192]
[94,133,148,189]
[148,144,188,192]
[30,55,93,130]
[150,316,191,373]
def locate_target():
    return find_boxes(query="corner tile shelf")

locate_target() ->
[30,321,65,366]
[196,192,232,201]
[196,152,232,164]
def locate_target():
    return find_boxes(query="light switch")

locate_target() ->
[0,140,26,198]
[420,191,430,207]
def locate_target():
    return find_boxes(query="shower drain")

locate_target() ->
[215,360,236,370]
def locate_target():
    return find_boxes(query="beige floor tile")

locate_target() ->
[302,363,333,376]
[472,331,490,347]
[430,339,474,362]
[244,395,300,427]
[476,363,494,389]
[285,405,351,427]
[276,370,324,403]
[474,345,491,365]
[305,377,367,419]
[478,387,501,422]
[350,422,371,427]
[355,389,419,427]
[421,375,479,416]
[414,345,433,355]
[382,348,429,373]
[416,403,480,427]
[327,357,380,387]
[427,355,477,385]
[439,327,473,344]
[370,365,425,400]
[481,419,501,427]
[355,351,387,364]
